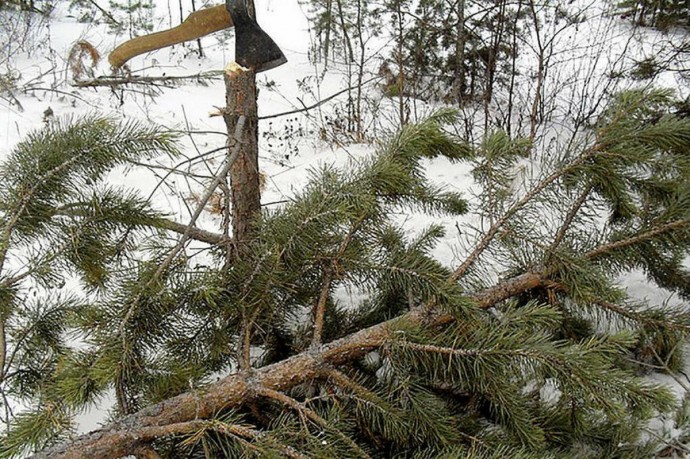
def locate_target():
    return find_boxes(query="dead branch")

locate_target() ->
[155,217,227,245]
[258,75,381,121]
[72,71,224,88]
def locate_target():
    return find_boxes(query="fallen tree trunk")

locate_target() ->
[34,213,688,458]
[32,273,544,459]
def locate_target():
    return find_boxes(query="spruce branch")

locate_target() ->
[256,386,371,459]
[583,219,689,260]
[115,116,247,411]
[23,100,690,458]
[28,201,680,458]
[368,377,464,449]
[548,281,690,333]
[27,273,543,459]
[312,216,366,347]
[311,269,333,348]
[451,150,592,282]
[106,418,306,459]
[28,210,684,457]
[547,182,594,255]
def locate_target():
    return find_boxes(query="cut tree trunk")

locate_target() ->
[223,64,260,249]
[30,272,544,459]
[222,0,260,251]
[38,215,687,457]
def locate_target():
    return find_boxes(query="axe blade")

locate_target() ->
[226,0,287,73]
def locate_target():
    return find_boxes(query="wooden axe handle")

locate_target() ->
[108,5,233,69]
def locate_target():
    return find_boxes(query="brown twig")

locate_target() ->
[450,151,593,283]
[259,76,381,121]
[72,71,224,88]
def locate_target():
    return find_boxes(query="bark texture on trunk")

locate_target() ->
[223,65,260,247]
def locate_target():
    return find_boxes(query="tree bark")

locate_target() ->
[223,65,260,248]
[223,0,261,250]
[452,0,466,106]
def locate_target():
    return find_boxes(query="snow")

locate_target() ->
[1,0,689,453]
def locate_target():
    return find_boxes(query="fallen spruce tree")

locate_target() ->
[0,91,689,458]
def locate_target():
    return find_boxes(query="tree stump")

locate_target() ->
[222,62,260,251]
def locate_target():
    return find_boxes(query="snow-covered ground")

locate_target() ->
[1,0,689,454]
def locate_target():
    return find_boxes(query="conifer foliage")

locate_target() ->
[618,0,690,29]
[0,91,689,458]
[0,117,179,457]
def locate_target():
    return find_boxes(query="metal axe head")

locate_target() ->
[226,0,287,73]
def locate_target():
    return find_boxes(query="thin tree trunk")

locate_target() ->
[529,0,544,142]
[190,0,204,58]
[222,0,261,369]
[452,0,466,106]
[394,2,406,126]
[506,0,523,136]
[335,0,356,133]
[324,0,333,65]
[355,0,366,138]
[222,0,260,250]
[223,66,260,249]
[483,0,508,132]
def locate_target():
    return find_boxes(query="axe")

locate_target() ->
[108,0,287,73]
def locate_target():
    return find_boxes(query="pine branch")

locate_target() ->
[584,219,689,260]
[115,116,247,411]
[312,217,365,347]
[256,387,371,459]
[450,150,593,282]
[0,155,81,274]
[154,217,226,245]
[51,204,227,245]
[28,272,541,459]
[547,183,594,255]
